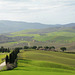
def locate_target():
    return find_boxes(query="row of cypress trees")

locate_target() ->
[5,48,20,65]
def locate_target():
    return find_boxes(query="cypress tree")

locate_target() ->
[5,55,9,64]
[9,53,13,63]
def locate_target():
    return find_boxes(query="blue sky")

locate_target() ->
[0,0,75,24]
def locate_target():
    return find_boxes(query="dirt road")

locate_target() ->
[0,62,6,70]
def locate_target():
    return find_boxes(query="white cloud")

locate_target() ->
[0,0,75,24]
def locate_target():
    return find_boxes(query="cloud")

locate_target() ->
[0,0,75,24]
[0,0,63,13]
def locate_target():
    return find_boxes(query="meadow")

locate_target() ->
[7,29,75,43]
[0,53,8,64]
[0,50,75,75]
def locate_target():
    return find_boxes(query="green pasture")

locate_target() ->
[0,41,28,48]
[11,29,38,34]
[19,50,75,67]
[34,32,75,42]
[47,32,75,37]
[0,42,18,48]
[8,30,75,42]
[0,53,8,64]
[15,50,75,75]
[0,71,75,75]
[0,50,75,75]
[8,33,40,37]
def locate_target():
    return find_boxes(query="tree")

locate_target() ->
[0,46,10,53]
[9,53,13,63]
[37,46,43,50]
[1,46,4,53]
[38,46,43,48]
[44,46,49,49]
[32,46,37,49]
[60,47,67,52]
[24,46,29,49]
[7,48,10,53]
[5,55,9,64]
[49,46,55,50]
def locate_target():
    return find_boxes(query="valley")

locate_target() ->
[0,20,75,75]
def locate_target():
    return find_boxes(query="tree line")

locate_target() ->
[23,46,67,52]
[5,47,20,70]
[0,46,10,53]
[0,45,67,54]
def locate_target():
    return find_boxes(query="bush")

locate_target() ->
[24,46,29,49]
[31,46,37,49]
[60,47,67,52]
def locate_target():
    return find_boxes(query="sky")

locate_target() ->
[0,0,75,24]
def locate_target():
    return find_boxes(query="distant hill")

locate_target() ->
[0,20,75,33]
[0,25,75,51]
[0,20,55,33]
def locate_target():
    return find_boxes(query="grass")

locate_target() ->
[7,29,40,37]
[8,34,40,37]
[0,50,75,75]
[34,32,75,42]
[7,30,75,42]
[18,50,75,67]
[15,50,75,74]
[0,71,75,75]
[11,29,38,34]
[0,53,8,64]
[17,50,75,72]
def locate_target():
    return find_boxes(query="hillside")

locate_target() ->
[0,50,75,75]
[0,20,75,33]
[0,21,75,51]
[0,26,75,51]
[0,20,55,33]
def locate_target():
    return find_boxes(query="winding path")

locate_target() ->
[0,62,6,70]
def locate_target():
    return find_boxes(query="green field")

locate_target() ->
[0,53,8,64]
[0,71,75,75]
[18,50,75,67]
[7,28,75,42]
[34,32,75,42]
[0,50,75,75]
[11,29,38,34]
[15,50,75,74]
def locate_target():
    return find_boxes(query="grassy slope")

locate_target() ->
[0,71,75,75]
[7,28,75,43]
[0,50,75,75]
[18,50,75,67]
[34,32,75,42]
[11,29,38,34]
[0,53,8,64]
[16,50,75,74]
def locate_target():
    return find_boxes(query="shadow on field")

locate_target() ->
[18,59,32,64]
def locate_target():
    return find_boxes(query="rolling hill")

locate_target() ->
[0,26,75,52]
[0,20,75,33]
[0,20,57,33]
[17,50,75,74]
[1,50,75,75]
[0,20,75,51]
